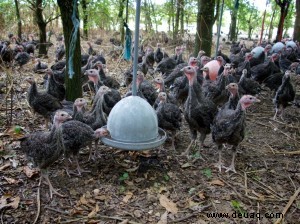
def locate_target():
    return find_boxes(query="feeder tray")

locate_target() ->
[101,96,167,151]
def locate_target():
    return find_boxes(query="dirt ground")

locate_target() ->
[0,35,300,224]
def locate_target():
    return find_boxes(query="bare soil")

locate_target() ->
[0,35,300,224]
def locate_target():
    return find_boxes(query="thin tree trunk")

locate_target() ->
[118,0,126,45]
[194,0,215,56]
[174,0,180,40]
[180,0,184,36]
[35,0,47,56]
[293,0,300,41]
[275,0,291,42]
[268,8,276,41]
[14,0,22,40]
[229,9,237,41]
[81,0,88,40]
[57,0,82,101]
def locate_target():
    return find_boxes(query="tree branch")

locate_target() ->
[45,14,61,24]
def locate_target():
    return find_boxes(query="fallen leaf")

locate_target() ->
[157,211,168,224]
[122,191,133,203]
[88,204,100,218]
[0,162,10,171]
[23,166,39,178]
[198,192,206,199]
[181,162,194,168]
[0,195,20,210]
[209,179,224,186]
[4,177,19,184]
[80,195,88,205]
[159,195,178,214]
[133,210,142,218]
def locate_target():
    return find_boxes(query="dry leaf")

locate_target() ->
[159,195,178,214]
[122,192,133,203]
[0,162,10,171]
[23,166,39,178]
[198,192,206,199]
[209,179,224,186]
[88,204,100,218]
[157,211,168,224]
[0,195,20,210]
[4,177,19,184]
[80,195,88,205]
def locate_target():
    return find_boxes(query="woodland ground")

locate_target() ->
[0,32,300,224]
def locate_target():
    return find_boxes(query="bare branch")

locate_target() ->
[45,14,61,24]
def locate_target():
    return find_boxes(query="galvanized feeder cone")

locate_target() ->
[101,96,167,150]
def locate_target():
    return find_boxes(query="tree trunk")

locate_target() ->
[14,0,22,40]
[81,0,88,40]
[174,0,180,40]
[35,0,47,56]
[229,9,237,41]
[268,9,276,41]
[180,0,184,36]
[194,0,215,57]
[275,0,291,42]
[57,0,82,101]
[294,0,300,41]
[118,0,126,46]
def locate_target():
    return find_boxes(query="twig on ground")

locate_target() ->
[33,178,41,224]
[275,150,300,155]
[274,187,300,224]
[60,215,141,224]
[45,206,69,215]
[171,204,211,223]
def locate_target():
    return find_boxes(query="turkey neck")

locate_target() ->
[28,81,38,101]
[187,73,203,101]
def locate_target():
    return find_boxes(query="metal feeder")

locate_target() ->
[101,96,166,150]
[100,0,166,150]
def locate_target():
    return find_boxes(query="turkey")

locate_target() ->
[153,77,177,109]
[273,70,295,120]
[93,61,120,89]
[126,72,157,106]
[215,45,230,63]
[212,95,260,173]
[60,117,109,176]
[163,57,198,87]
[87,41,97,55]
[156,92,182,150]
[154,43,168,64]
[55,41,65,62]
[223,83,240,110]
[14,50,33,68]
[44,68,66,101]
[202,63,232,106]
[33,58,48,73]
[25,77,62,129]
[250,53,281,83]
[74,86,110,132]
[182,66,217,155]
[18,110,72,198]
[238,69,261,95]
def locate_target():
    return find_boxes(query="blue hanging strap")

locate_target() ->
[68,0,80,79]
[123,22,132,61]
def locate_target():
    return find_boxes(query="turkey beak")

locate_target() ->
[254,98,261,103]
[180,68,184,72]
[67,114,72,120]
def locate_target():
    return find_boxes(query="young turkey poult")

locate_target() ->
[19,111,72,198]
[182,66,218,155]
[212,95,260,173]
[156,92,182,150]
[25,77,62,129]
[273,70,295,120]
